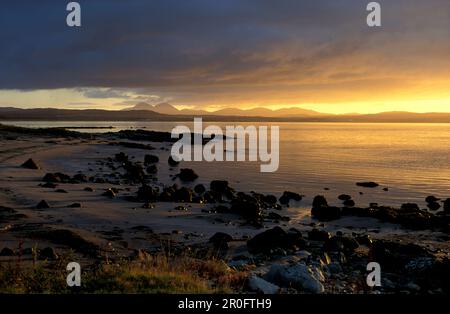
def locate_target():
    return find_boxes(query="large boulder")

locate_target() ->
[21,158,40,170]
[311,206,341,222]
[308,228,331,242]
[115,152,128,162]
[0,247,15,256]
[279,191,302,205]
[43,173,70,183]
[247,227,307,254]
[194,184,206,194]
[371,240,432,271]
[425,196,440,203]
[209,232,233,250]
[137,184,158,202]
[247,276,280,294]
[36,200,50,209]
[146,165,158,174]
[247,227,286,254]
[173,187,193,202]
[144,154,159,165]
[265,263,325,293]
[427,202,440,211]
[123,162,145,182]
[72,173,88,183]
[230,195,262,222]
[312,195,328,208]
[210,180,229,193]
[177,168,198,182]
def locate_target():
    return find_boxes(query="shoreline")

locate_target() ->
[0,124,449,294]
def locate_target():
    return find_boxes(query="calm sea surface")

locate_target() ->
[3,121,450,208]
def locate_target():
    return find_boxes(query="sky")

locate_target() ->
[0,0,449,114]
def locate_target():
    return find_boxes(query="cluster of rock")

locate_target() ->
[311,195,450,232]
[133,179,299,224]
[214,224,450,294]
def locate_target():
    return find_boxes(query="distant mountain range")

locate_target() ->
[122,102,326,117]
[2,106,450,123]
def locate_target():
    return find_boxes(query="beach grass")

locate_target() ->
[0,252,247,294]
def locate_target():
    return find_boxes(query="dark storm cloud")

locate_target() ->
[0,0,449,93]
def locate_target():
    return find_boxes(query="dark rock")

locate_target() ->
[137,184,158,202]
[338,194,352,201]
[355,234,373,246]
[308,228,331,242]
[68,203,82,208]
[279,191,302,205]
[425,196,440,203]
[115,152,128,162]
[36,200,50,209]
[444,198,450,214]
[343,199,355,207]
[214,205,230,213]
[173,187,193,202]
[264,194,278,205]
[168,156,180,166]
[209,232,233,249]
[42,173,61,183]
[144,154,159,165]
[194,184,206,194]
[72,173,88,182]
[102,188,116,198]
[247,227,286,253]
[202,191,217,203]
[285,230,307,249]
[94,178,106,184]
[427,202,441,211]
[230,195,262,222]
[84,187,94,192]
[371,240,432,271]
[383,187,389,191]
[266,212,282,220]
[174,205,188,211]
[123,162,145,182]
[311,205,341,222]
[146,165,158,174]
[142,203,154,209]
[323,236,359,254]
[312,195,328,208]
[55,189,68,193]
[21,158,40,170]
[356,182,379,188]
[0,247,15,256]
[177,168,198,182]
[39,247,58,260]
[158,191,173,202]
[210,180,229,193]
[42,182,57,188]
[401,203,420,211]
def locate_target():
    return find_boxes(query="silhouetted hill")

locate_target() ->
[122,103,324,117]
[2,107,450,123]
